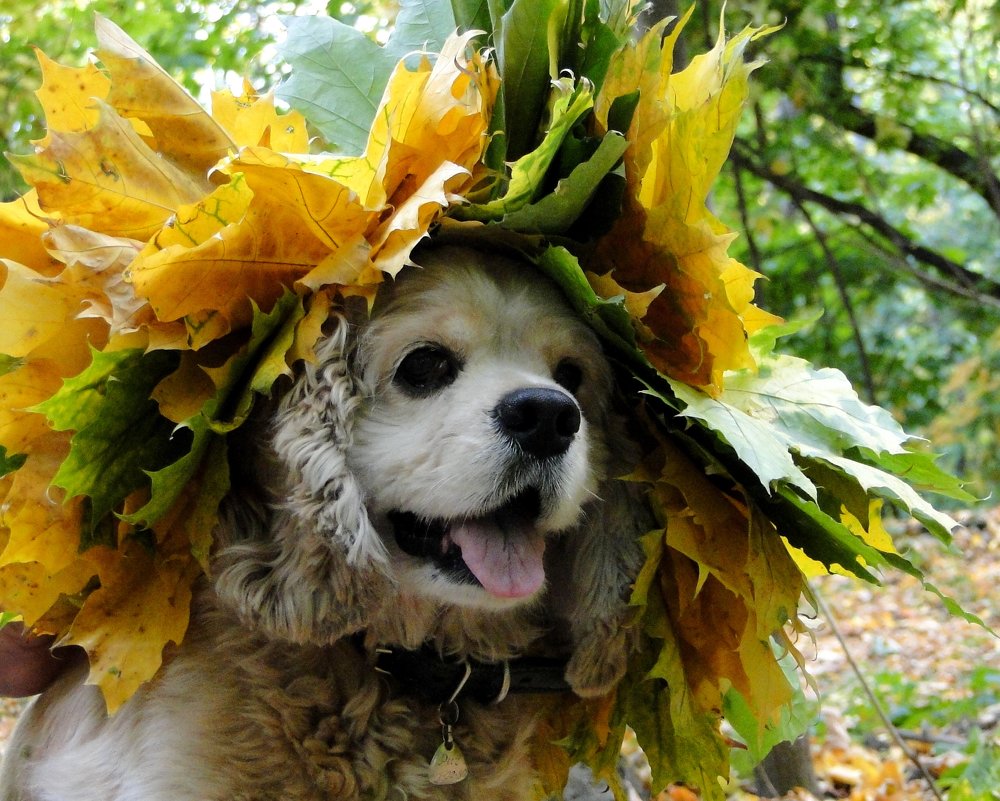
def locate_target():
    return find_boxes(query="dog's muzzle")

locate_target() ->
[494,387,581,459]
[388,487,548,599]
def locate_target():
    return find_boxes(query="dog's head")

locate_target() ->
[349,247,613,610]
[216,245,646,688]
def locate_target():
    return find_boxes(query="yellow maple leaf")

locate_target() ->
[592,12,781,393]
[0,433,82,572]
[0,427,95,630]
[211,81,310,152]
[10,100,209,240]
[0,192,62,276]
[95,16,235,174]
[66,535,199,713]
[128,153,375,342]
[33,49,111,136]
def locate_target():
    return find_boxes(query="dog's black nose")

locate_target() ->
[496,387,581,458]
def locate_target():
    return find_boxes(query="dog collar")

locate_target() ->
[370,641,571,706]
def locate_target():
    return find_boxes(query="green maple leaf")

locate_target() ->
[31,348,183,542]
[277,0,457,154]
[125,290,303,536]
[0,445,26,479]
[457,78,596,220]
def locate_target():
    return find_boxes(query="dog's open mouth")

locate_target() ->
[388,488,546,599]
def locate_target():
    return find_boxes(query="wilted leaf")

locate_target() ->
[42,225,149,338]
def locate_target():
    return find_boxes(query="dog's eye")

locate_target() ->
[395,345,459,393]
[553,359,583,395]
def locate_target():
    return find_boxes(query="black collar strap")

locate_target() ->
[371,642,571,706]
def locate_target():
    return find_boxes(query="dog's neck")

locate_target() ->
[362,591,555,665]
[363,637,571,706]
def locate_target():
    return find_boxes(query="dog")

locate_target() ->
[1,245,651,801]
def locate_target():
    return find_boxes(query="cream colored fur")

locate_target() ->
[1,246,651,801]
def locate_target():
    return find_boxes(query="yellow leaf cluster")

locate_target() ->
[0,19,496,711]
[592,10,781,393]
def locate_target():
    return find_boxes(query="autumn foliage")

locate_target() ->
[0,2,974,797]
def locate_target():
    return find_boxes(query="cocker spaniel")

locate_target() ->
[1,245,651,801]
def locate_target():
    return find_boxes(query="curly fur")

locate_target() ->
[1,246,651,801]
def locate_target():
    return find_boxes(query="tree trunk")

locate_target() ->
[752,736,820,797]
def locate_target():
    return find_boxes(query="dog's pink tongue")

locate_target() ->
[450,522,546,599]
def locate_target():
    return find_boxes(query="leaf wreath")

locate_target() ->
[0,1,980,796]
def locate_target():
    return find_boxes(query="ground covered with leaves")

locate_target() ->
[3,508,997,800]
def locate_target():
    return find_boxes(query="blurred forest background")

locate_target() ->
[3,0,996,499]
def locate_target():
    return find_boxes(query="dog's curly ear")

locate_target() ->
[558,394,655,697]
[214,315,394,644]
[563,476,651,697]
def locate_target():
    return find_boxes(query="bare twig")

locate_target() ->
[730,162,764,275]
[789,197,876,404]
[731,142,1000,302]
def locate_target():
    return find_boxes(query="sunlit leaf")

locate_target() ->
[96,15,235,174]
[276,0,458,154]
[591,12,781,392]
[10,100,208,240]
[211,82,309,152]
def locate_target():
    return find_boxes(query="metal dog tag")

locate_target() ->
[428,740,468,785]
[428,670,471,785]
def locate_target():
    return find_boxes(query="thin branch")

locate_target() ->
[955,30,1000,223]
[821,101,1000,220]
[804,52,1000,117]
[754,30,1000,218]
[847,224,1000,310]
[790,197,877,404]
[811,586,946,801]
[731,162,764,276]
[731,142,1000,303]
